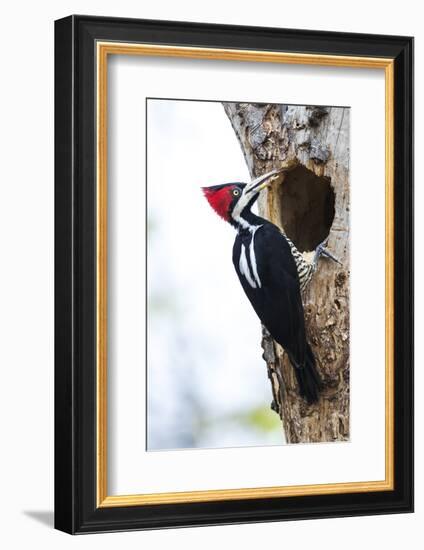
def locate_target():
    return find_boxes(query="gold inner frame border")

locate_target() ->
[96,42,394,508]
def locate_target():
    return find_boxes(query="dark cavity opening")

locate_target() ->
[278,165,335,252]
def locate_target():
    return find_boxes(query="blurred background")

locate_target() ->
[147,99,283,450]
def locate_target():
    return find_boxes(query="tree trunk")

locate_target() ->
[223,103,350,444]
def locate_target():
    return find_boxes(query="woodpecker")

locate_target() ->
[202,169,340,404]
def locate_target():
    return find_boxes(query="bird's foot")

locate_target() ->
[270,400,279,414]
[314,238,342,266]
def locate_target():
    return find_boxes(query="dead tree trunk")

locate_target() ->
[223,103,350,444]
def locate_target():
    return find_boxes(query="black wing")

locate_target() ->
[233,222,307,367]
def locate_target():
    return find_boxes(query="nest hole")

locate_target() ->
[278,165,335,252]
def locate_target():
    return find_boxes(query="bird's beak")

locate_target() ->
[246,169,281,194]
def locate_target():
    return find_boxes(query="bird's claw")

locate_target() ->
[315,239,342,266]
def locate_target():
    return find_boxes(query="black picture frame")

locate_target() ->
[55,14,413,534]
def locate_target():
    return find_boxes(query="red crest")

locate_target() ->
[202,185,235,222]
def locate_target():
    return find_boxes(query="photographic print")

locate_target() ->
[147,98,350,451]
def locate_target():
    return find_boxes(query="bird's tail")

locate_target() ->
[292,344,322,404]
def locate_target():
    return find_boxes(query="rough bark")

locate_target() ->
[223,103,350,444]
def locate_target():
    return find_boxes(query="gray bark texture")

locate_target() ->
[223,103,350,444]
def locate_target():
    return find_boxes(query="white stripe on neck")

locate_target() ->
[231,192,256,232]
[249,226,262,288]
[235,216,256,232]
[239,244,257,288]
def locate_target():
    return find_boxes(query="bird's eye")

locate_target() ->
[233,189,240,196]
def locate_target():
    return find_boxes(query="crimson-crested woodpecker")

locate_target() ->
[202,169,340,404]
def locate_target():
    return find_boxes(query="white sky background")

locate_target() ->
[147,99,283,449]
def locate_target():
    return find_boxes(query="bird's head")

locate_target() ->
[202,169,280,224]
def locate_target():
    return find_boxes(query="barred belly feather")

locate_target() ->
[283,233,316,291]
